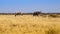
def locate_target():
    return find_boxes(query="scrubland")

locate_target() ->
[0,15,60,34]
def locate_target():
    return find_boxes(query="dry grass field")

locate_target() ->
[0,15,60,34]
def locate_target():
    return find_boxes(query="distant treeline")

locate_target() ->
[0,13,33,15]
[0,13,60,15]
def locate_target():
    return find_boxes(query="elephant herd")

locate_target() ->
[15,11,41,16]
[15,11,60,18]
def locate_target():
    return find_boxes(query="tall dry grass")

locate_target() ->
[0,15,60,34]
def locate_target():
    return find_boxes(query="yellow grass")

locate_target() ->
[0,15,60,34]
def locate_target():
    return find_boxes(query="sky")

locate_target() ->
[0,0,60,13]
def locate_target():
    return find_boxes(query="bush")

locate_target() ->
[49,14,58,18]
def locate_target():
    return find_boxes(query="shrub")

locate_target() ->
[49,14,58,18]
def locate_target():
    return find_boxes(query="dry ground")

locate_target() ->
[0,15,60,34]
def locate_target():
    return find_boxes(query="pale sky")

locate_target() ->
[0,0,60,13]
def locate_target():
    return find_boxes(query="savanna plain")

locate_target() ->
[0,15,60,34]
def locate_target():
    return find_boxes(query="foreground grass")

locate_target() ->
[0,15,60,34]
